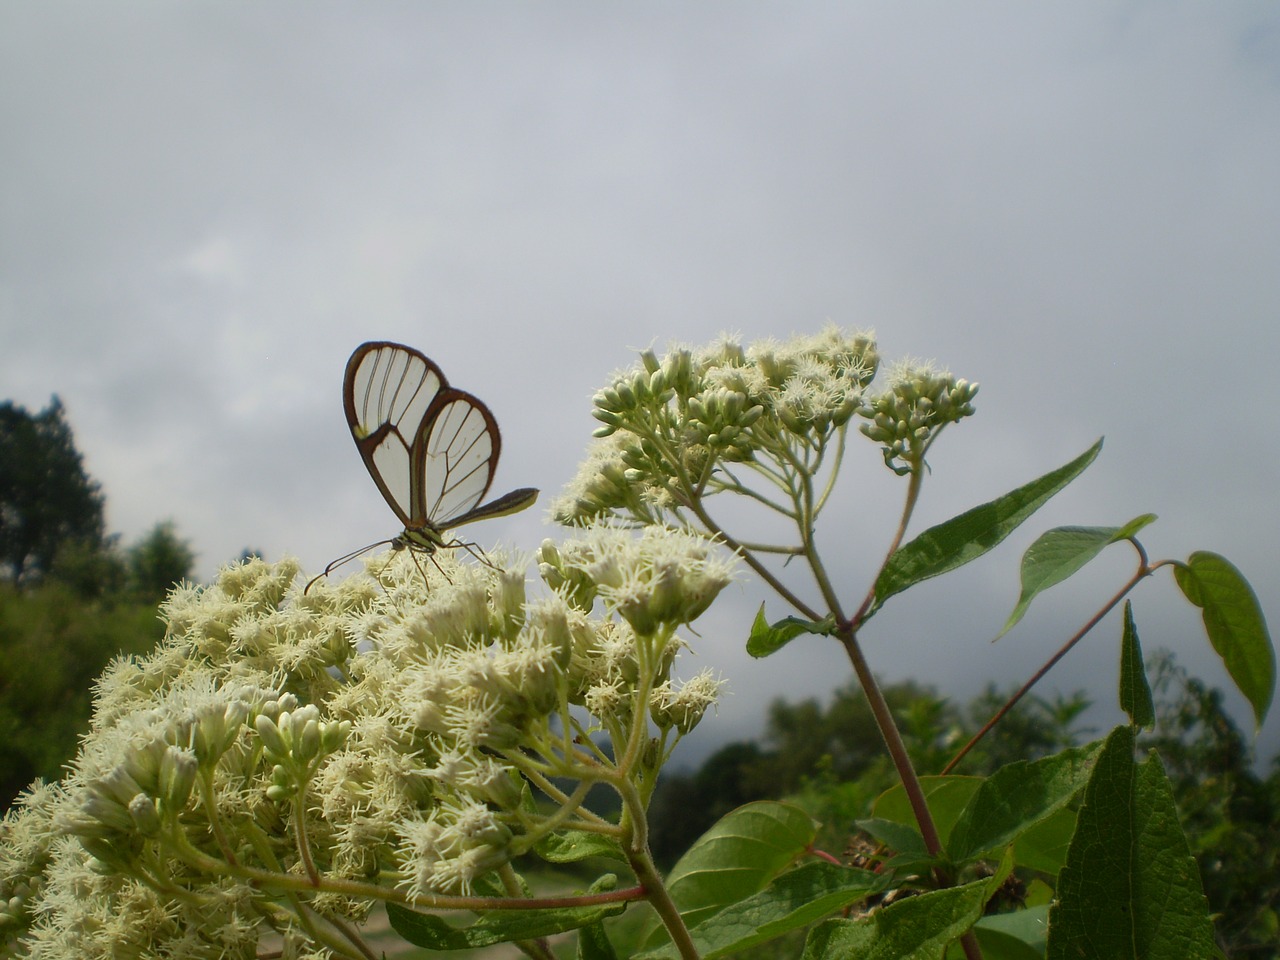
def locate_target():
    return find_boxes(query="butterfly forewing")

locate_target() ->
[417,394,501,528]
[344,342,447,527]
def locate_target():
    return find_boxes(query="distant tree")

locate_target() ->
[762,678,956,785]
[647,741,772,867]
[0,397,107,586]
[959,683,1093,771]
[43,534,127,600]
[127,520,195,601]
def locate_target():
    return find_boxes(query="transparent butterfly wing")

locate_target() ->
[416,393,501,529]
[343,340,537,550]
[343,342,446,528]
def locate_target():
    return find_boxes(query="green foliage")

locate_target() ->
[649,801,818,942]
[802,851,1012,960]
[1140,652,1280,955]
[0,398,107,586]
[647,742,775,868]
[1119,601,1155,728]
[0,583,162,806]
[1174,551,1275,728]
[1049,726,1216,959]
[637,861,884,960]
[388,896,628,950]
[45,535,127,600]
[746,607,836,658]
[125,520,195,603]
[946,743,1100,864]
[1000,514,1156,638]
[871,439,1102,619]
[648,679,1092,876]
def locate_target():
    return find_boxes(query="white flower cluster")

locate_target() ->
[1,531,734,957]
[554,325,881,527]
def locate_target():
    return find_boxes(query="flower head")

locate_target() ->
[858,358,979,474]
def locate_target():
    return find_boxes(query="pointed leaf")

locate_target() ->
[577,874,624,960]
[1119,601,1155,728]
[966,907,1050,960]
[946,742,1100,863]
[536,829,626,864]
[854,817,929,858]
[802,850,1013,959]
[872,776,983,850]
[973,904,1050,952]
[577,918,620,960]
[647,801,817,945]
[997,514,1156,637]
[387,899,626,950]
[747,604,837,658]
[872,439,1102,616]
[635,861,884,959]
[1174,551,1275,727]
[1010,806,1077,876]
[1047,726,1216,959]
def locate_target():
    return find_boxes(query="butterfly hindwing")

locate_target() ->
[414,392,500,529]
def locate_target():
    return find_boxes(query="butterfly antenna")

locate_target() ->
[304,540,392,594]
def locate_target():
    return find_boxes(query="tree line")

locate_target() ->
[0,397,201,804]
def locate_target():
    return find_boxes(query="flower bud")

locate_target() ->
[266,764,295,801]
[297,717,322,764]
[127,794,162,837]
[255,715,289,759]
[158,746,198,812]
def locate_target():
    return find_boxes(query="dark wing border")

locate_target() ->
[343,341,450,530]
[412,388,502,530]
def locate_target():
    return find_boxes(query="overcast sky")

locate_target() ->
[2,2,1277,763]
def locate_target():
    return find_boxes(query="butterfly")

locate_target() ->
[319,341,537,581]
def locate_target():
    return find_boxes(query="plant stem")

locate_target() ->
[628,841,700,960]
[292,790,320,885]
[941,562,1150,775]
[835,625,944,858]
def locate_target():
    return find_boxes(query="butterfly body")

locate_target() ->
[344,341,537,554]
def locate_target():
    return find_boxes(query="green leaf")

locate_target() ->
[948,922,1044,960]
[872,776,983,850]
[1010,806,1077,876]
[536,829,627,864]
[854,817,929,858]
[997,514,1156,638]
[387,899,627,950]
[872,439,1103,616]
[647,801,818,945]
[1047,725,1216,959]
[971,905,1050,958]
[577,916,620,960]
[577,874,624,960]
[635,861,885,960]
[802,850,1013,960]
[1119,601,1155,728]
[747,604,837,658]
[946,742,1100,864]
[1174,551,1275,728]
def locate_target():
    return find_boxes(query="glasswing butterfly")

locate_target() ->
[310,341,537,587]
